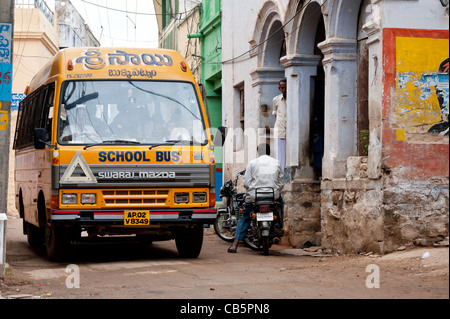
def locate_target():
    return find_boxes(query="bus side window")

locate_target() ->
[14,84,56,149]
[13,99,27,149]
[14,89,42,149]
[41,83,55,142]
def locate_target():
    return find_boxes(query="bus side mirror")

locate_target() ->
[34,128,46,149]
[213,126,227,147]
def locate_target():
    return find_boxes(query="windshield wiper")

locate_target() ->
[148,139,207,150]
[148,140,179,150]
[84,139,141,150]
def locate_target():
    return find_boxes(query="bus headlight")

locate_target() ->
[61,193,77,205]
[193,192,207,203]
[175,193,189,203]
[81,193,96,204]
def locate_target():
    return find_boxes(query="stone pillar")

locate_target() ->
[250,67,285,151]
[362,7,383,180]
[280,54,321,180]
[279,54,323,247]
[318,37,358,179]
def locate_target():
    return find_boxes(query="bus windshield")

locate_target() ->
[58,80,207,145]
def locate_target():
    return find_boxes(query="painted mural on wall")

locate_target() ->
[394,35,449,143]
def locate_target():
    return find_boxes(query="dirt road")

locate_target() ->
[1,214,448,300]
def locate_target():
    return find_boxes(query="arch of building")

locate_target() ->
[249,1,286,155]
[252,0,369,180]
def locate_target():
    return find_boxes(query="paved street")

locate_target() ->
[1,215,448,301]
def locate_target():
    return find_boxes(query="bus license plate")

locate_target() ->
[256,212,273,221]
[124,211,150,225]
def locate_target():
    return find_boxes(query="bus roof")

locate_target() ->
[27,47,196,93]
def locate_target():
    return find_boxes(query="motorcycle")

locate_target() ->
[244,188,283,255]
[215,173,283,255]
[214,170,246,242]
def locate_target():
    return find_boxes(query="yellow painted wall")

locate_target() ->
[395,37,449,130]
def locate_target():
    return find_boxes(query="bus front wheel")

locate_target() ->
[175,226,204,258]
[45,224,69,261]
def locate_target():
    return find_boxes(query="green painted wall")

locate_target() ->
[199,0,223,198]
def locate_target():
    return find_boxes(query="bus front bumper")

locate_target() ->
[50,208,217,226]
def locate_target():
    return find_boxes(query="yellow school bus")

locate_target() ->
[13,48,217,260]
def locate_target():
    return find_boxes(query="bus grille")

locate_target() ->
[102,189,170,207]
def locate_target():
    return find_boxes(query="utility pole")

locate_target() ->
[0,0,14,280]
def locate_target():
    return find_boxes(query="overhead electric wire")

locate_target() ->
[220,0,315,65]
[80,0,174,16]
[198,0,328,66]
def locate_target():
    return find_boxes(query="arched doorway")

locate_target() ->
[279,0,326,247]
[263,20,286,67]
[281,0,325,180]
[310,14,326,179]
[357,0,371,156]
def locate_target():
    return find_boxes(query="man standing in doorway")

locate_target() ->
[273,78,287,170]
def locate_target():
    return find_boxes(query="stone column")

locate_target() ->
[250,67,285,151]
[318,37,358,180]
[280,54,321,180]
[362,7,383,180]
[279,54,323,247]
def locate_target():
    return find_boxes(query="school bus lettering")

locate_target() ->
[156,151,180,162]
[98,151,151,163]
[76,49,173,71]
[108,50,173,67]
[75,49,105,70]
[108,68,157,79]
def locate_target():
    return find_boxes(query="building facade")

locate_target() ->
[153,0,202,79]
[12,0,59,98]
[194,0,223,199]
[12,0,99,108]
[55,0,100,49]
[154,0,224,199]
[222,0,449,253]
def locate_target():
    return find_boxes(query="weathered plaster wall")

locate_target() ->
[321,157,385,254]
[222,0,449,254]
[381,26,449,252]
[320,2,449,254]
[282,180,321,247]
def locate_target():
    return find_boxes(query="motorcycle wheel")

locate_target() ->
[244,229,261,251]
[213,214,236,242]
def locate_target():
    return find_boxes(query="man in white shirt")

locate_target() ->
[273,78,287,170]
[227,143,285,253]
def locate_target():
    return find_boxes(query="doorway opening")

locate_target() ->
[310,15,325,180]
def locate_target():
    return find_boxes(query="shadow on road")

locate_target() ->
[12,235,182,265]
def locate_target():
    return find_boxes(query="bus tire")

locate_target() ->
[175,226,204,258]
[45,224,69,261]
[26,222,45,247]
